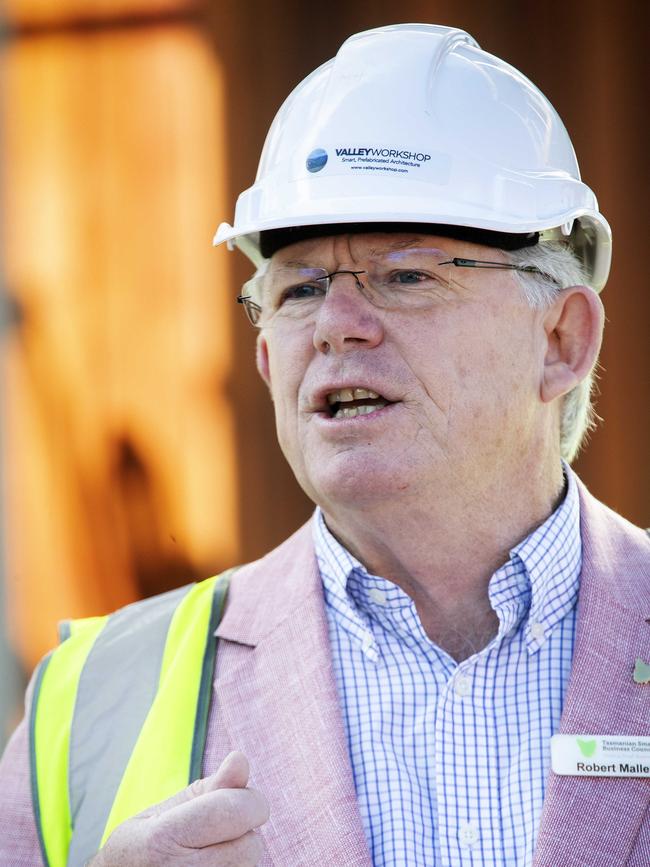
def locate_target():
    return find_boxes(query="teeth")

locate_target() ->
[355,387,379,400]
[326,387,380,405]
[334,403,383,419]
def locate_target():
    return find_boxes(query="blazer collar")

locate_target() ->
[214,522,372,866]
[216,523,319,647]
[534,479,650,866]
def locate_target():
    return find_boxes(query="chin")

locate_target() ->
[300,458,414,511]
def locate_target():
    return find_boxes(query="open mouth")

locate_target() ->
[326,387,392,419]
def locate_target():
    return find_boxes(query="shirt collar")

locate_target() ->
[313,462,582,656]
[511,462,582,652]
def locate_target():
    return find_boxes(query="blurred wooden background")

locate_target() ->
[1,0,648,738]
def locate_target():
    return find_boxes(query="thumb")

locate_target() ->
[142,751,250,818]
[212,750,250,789]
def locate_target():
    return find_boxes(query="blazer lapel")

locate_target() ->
[214,524,372,867]
[534,483,650,866]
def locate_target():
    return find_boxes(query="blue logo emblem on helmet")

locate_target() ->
[306,148,328,173]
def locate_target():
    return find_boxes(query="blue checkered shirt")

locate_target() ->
[314,466,581,867]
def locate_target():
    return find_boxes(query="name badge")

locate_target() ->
[551,735,650,777]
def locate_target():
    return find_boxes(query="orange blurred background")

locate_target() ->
[1,0,648,743]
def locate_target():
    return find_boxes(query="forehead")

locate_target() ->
[269,230,502,266]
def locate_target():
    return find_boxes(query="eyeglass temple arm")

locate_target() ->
[237,294,261,308]
[440,257,538,272]
[440,258,558,283]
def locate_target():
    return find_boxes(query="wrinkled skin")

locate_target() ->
[257,232,550,515]
[90,752,269,866]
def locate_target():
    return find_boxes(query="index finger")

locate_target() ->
[157,786,270,849]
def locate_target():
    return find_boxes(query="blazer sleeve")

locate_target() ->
[0,713,43,865]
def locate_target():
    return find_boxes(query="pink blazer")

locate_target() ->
[1,479,649,865]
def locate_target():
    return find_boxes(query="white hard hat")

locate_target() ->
[214,23,611,291]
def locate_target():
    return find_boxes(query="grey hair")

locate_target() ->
[244,260,268,306]
[507,242,600,463]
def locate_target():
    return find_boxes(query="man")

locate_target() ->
[1,22,649,867]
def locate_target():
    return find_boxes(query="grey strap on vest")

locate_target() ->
[66,575,231,867]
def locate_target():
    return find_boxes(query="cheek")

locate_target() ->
[265,335,309,436]
[266,329,302,391]
[427,310,538,414]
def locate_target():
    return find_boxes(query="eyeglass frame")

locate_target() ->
[236,256,557,327]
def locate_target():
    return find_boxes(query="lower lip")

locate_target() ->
[314,403,398,426]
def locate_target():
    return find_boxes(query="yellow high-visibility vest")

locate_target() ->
[29,572,231,867]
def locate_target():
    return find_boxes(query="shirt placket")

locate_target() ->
[434,653,505,867]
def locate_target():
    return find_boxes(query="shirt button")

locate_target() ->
[361,631,374,653]
[454,674,472,697]
[458,819,479,848]
[368,588,387,605]
[530,621,546,643]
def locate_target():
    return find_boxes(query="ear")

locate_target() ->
[541,285,604,403]
[256,332,272,390]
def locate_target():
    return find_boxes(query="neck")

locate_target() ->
[321,456,566,661]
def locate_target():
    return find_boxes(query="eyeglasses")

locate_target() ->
[236,248,557,327]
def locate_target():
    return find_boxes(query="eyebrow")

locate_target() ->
[368,237,424,254]
[278,237,445,267]
[277,260,323,269]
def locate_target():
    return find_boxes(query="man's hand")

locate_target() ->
[90,751,269,865]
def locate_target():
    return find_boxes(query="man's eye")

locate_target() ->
[389,269,433,286]
[281,282,326,303]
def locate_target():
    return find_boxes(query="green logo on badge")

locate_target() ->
[577,737,597,758]
[633,658,650,684]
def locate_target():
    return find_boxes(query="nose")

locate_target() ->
[312,271,385,355]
